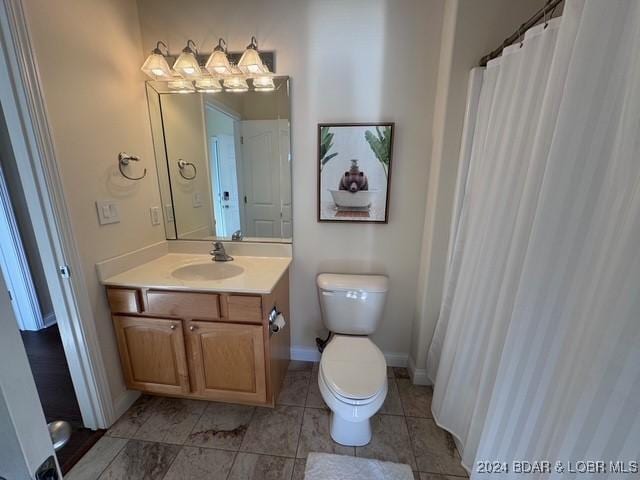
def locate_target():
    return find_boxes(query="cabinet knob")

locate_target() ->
[170,324,176,330]
[189,325,197,331]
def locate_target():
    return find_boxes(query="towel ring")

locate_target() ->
[118,152,146,181]
[177,159,197,180]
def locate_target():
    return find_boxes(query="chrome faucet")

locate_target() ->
[232,230,243,241]
[210,241,233,262]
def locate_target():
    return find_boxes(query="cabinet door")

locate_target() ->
[186,321,266,403]
[114,316,190,395]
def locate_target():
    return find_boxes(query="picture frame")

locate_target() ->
[317,122,394,223]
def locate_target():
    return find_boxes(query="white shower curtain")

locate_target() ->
[427,0,640,476]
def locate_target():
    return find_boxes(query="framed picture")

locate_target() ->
[317,123,394,223]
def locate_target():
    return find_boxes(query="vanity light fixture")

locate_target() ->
[205,38,233,76]
[253,75,275,91]
[238,36,267,74]
[173,40,201,79]
[195,77,222,92]
[223,72,249,92]
[141,41,172,79]
[167,79,195,93]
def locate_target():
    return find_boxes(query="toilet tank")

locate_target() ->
[317,273,389,335]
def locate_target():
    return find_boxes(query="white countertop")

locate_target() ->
[101,253,291,294]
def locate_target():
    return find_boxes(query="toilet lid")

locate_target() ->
[320,336,387,400]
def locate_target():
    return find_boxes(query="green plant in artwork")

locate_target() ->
[319,126,338,170]
[365,126,392,177]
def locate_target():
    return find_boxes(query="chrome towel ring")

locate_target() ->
[118,152,146,181]
[177,159,197,180]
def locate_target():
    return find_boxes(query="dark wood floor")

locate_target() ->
[21,324,105,473]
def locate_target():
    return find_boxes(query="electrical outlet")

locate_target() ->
[150,206,161,225]
[95,200,120,225]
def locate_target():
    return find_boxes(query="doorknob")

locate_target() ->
[189,325,198,331]
[170,324,176,330]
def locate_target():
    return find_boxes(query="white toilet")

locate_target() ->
[316,273,389,446]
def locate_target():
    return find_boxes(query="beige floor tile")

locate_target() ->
[277,370,311,406]
[65,436,127,480]
[163,446,235,480]
[397,379,433,418]
[133,397,206,444]
[106,396,160,438]
[186,402,255,450]
[296,407,355,459]
[407,417,466,476]
[380,379,404,415]
[394,367,411,379]
[228,452,294,479]
[292,458,306,480]
[305,372,327,409]
[240,405,304,457]
[355,414,417,470]
[97,440,179,479]
[288,360,314,372]
[420,474,468,480]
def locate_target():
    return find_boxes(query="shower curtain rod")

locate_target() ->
[479,0,564,67]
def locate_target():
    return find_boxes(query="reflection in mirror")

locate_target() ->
[146,77,291,242]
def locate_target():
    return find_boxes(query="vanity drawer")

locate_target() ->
[107,288,141,314]
[224,295,263,323]
[146,290,220,320]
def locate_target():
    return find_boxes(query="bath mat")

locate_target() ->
[305,452,414,480]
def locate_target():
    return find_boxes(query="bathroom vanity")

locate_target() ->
[101,253,291,407]
[99,74,294,408]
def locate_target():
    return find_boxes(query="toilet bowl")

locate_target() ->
[316,273,390,446]
[318,335,387,446]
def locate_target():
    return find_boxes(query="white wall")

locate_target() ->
[22,0,164,407]
[410,0,544,381]
[137,0,446,360]
[161,94,215,238]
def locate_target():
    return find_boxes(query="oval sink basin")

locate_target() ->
[171,262,244,281]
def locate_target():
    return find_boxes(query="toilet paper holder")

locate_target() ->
[268,307,285,334]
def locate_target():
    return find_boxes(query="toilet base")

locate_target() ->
[329,411,372,446]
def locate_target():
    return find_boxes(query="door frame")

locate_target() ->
[0,0,113,428]
[0,162,44,331]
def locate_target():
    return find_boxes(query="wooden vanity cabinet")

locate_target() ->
[107,270,289,407]
[185,321,266,404]
[113,316,190,395]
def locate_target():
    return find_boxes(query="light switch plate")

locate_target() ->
[192,191,202,208]
[95,200,120,225]
[150,206,161,226]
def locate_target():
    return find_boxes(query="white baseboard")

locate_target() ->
[408,355,432,385]
[111,390,140,426]
[42,312,56,327]
[291,345,408,368]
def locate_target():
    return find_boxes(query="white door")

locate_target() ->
[0,271,59,478]
[210,134,241,237]
[241,120,282,237]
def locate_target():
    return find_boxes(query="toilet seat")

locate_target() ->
[320,335,386,403]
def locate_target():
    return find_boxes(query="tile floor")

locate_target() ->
[66,361,468,480]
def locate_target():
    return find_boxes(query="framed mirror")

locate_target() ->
[146,76,291,243]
